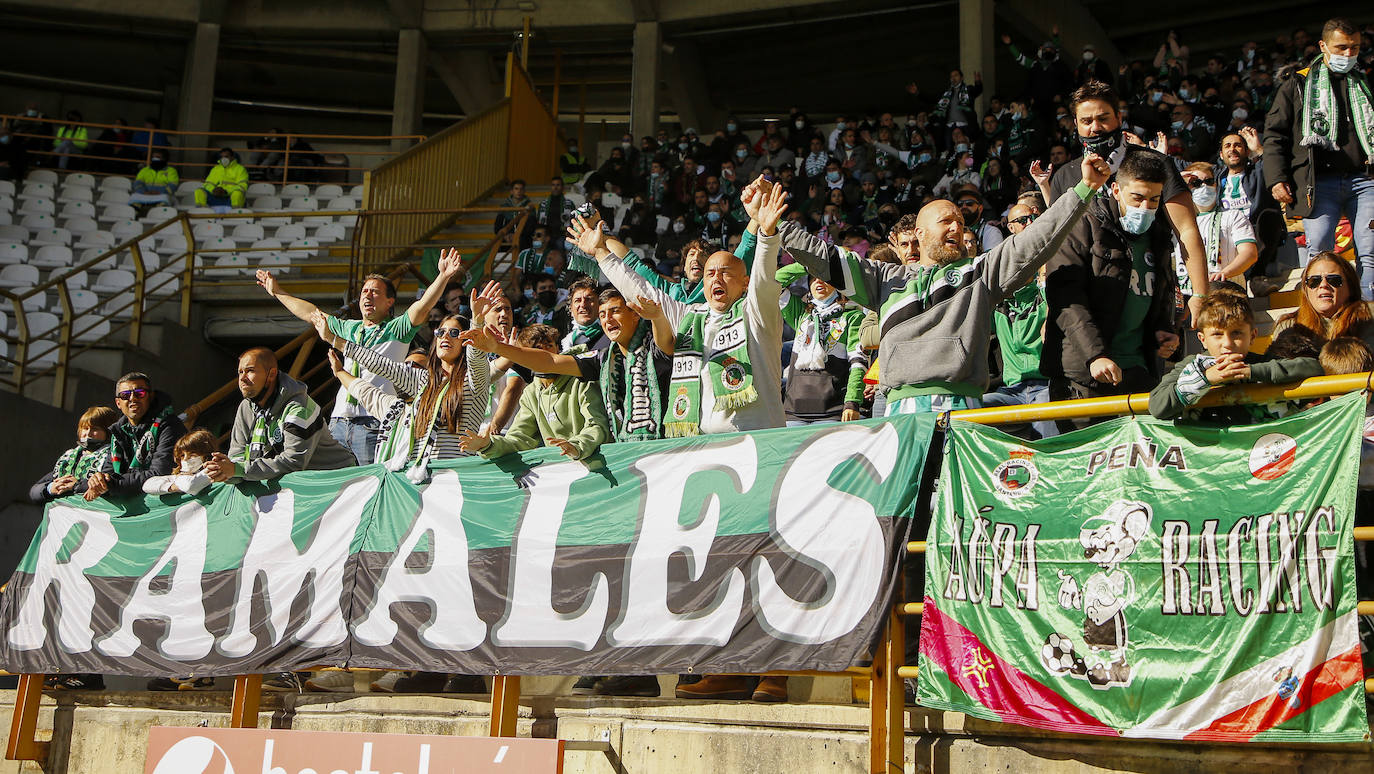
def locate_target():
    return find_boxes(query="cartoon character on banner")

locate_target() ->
[1042,500,1151,689]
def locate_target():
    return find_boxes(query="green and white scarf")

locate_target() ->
[111,402,175,474]
[794,300,850,371]
[563,318,603,350]
[1300,55,1374,155]
[343,322,388,407]
[52,444,109,481]
[599,320,663,442]
[665,301,756,438]
[373,377,451,484]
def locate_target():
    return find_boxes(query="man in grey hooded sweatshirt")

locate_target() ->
[205,347,356,484]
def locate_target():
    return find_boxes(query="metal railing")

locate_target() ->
[0,113,424,186]
[355,54,561,297]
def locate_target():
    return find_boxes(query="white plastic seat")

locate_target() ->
[30,228,72,247]
[258,253,291,274]
[208,254,249,277]
[287,238,320,259]
[75,231,116,250]
[0,180,14,197]
[64,173,95,188]
[147,271,179,296]
[0,193,12,212]
[185,207,214,216]
[68,289,99,314]
[313,223,345,242]
[99,203,137,223]
[0,224,27,242]
[280,183,310,198]
[287,196,319,211]
[59,200,96,220]
[349,184,364,199]
[25,170,58,185]
[111,219,143,241]
[0,264,40,288]
[0,309,6,337]
[63,216,98,236]
[103,291,136,319]
[78,247,116,272]
[0,211,9,227]
[313,184,343,200]
[74,313,110,342]
[20,213,55,232]
[60,269,88,289]
[57,186,94,204]
[98,176,132,192]
[18,184,54,202]
[20,290,47,312]
[231,223,265,241]
[273,224,306,242]
[25,312,61,339]
[326,196,357,210]
[32,245,73,269]
[92,269,135,294]
[18,197,54,216]
[96,188,132,206]
[303,212,332,226]
[142,205,178,224]
[250,195,283,211]
[158,233,189,254]
[192,222,224,240]
[201,237,237,256]
[0,243,25,264]
[246,182,276,197]
[135,239,161,269]
[175,181,201,196]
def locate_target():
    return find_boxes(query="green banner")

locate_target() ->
[0,416,934,678]
[918,392,1369,742]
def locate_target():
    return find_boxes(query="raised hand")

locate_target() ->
[458,429,492,453]
[546,437,579,458]
[1239,125,1262,153]
[469,279,503,322]
[567,213,606,255]
[436,247,464,279]
[1029,159,1052,186]
[327,349,346,375]
[628,294,664,321]
[255,268,280,296]
[1149,132,1168,154]
[309,308,335,345]
[756,182,789,233]
[457,324,502,353]
[1080,152,1111,191]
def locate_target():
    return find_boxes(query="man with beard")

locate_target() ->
[779,153,1111,414]
[84,373,187,500]
[1214,127,1284,295]
[1047,81,1212,320]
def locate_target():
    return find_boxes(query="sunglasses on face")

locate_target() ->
[1009,215,1036,226]
[955,199,979,207]
[1187,177,1216,188]
[116,387,149,401]
[1304,273,1345,289]
[434,327,465,338]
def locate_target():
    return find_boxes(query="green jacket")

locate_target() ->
[622,227,757,304]
[483,373,609,461]
[776,262,867,410]
[202,161,248,195]
[1148,352,1322,423]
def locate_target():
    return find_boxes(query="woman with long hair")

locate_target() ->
[1272,252,1374,346]
[311,280,503,483]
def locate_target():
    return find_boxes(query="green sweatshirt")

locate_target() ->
[482,373,610,460]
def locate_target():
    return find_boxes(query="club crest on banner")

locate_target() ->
[991,449,1038,499]
[1249,433,1297,481]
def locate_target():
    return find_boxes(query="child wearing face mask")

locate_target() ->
[1173,162,1258,296]
[776,264,868,425]
[29,406,120,503]
[142,429,217,495]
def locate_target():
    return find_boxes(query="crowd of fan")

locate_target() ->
[21,17,1374,703]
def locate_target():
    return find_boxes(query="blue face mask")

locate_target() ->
[736,149,747,159]
[917,152,933,164]
[706,211,722,223]
[1171,120,1185,131]
[1117,200,1157,235]
[727,123,738,133]
[954,143,970,153]
[826,170,841,183]
[814,290,840,309]
[532,240,544,249]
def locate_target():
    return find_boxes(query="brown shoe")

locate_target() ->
[674,675,751,700]
[752,676,788,703]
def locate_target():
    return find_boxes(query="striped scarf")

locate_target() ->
[665,301,755,437]
[110,403,175,474]
[599,320,663,442]
[373,377,451,484]
[343,322,388,407]
[1300,55,1374,156]
[52,444,109,481]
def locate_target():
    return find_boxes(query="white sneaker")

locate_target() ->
[370,670,406,693]
[304,670,355,693]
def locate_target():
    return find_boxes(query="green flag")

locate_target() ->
[917,392,1369,742]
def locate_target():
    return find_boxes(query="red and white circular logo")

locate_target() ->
[1249,433,1297,481]
[150,736,235,774]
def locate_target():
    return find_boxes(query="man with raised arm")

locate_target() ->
[777,153,1112,415]
[255,249,463,464]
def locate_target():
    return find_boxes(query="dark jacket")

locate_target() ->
[1213,158,1278,225]
[100,390,187,496]
[1148,352,1323,422]
[1263,65,1373,219]
[1042,195,1178,387]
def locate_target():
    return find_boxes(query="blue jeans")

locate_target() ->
[1302,173,1374,300]
[981,379,1058,440]
[329,416,380,466]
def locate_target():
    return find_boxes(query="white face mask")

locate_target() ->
[219,157,232,167]
[1191,185,1217,210]
[1328,53,1357,74]
[182,455,206,473]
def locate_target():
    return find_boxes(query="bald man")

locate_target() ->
[206,347,356,483]
[778,153,1112,414]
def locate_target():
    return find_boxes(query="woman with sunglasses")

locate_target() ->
[309,280,504,484]
[1272,252,1374,347]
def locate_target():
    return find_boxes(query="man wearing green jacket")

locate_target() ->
[195,147,248,208]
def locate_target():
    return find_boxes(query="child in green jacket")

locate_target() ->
[776,262,867,424]
[459,324,610,461]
